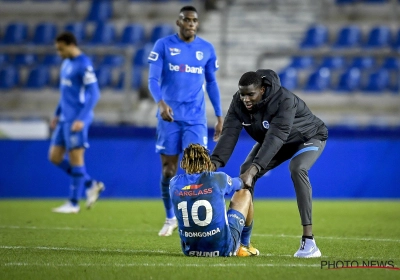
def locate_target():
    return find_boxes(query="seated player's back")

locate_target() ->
[170,171,239,257]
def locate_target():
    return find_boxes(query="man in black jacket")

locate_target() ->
[210,70,328,258]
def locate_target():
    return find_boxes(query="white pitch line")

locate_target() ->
[1,225,399,243]
[1,246,400,260]
[252,233,400,243]
[0,246,169,254]
[3,262,320,268]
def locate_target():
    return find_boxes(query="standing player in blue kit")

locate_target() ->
[148,6,223,236]
[49,32,104,214]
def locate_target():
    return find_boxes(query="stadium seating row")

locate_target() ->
[0,21,175,46]
[279,66,399,93]
[0,43,154,90]
[335,0,397,4]
[300,24,400,49]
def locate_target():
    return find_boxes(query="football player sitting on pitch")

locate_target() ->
[169,143,259,257]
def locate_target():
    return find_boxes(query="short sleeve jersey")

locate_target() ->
[148,34,219,121]
[169,171,242,257]
[59,54,97,123]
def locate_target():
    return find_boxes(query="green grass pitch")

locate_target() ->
[0,200,399,280]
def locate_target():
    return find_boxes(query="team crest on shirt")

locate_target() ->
[169,48,181,56]
[196,51,203,60]
[262,120,270,129]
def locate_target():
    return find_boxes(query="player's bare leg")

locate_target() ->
[158,154,179,236]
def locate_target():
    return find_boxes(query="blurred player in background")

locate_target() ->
[148,6,223,236]
[210,70,328,258]
[49,32,104,214]
[170,144,259,257]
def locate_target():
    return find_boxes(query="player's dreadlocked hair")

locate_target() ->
[238,71,262,88]
[180,143,213,174]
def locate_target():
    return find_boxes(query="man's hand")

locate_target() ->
[71,120,84,132]
[50,116,59,130]
[240,165,259,189]
[158,100,174,122]
[213,116,223,142]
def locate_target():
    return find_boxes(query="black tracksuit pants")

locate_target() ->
[240,138,326,225]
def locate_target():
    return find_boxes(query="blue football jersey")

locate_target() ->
[148,34,219,122]
[169,171,242,257]
[58,54,99,123]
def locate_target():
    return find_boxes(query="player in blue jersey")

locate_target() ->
[49,32,104,214]
[148,6,223,236]
[170,144,259,257]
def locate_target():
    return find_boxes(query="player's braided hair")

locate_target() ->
[181,143,213,174]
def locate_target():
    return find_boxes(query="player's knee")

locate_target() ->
[48,153,61,165]
[289,162,308,177]
[162,167,176,178]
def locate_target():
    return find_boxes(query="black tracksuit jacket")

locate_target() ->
[210,69,328,170]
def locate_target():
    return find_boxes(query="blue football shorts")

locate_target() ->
[155,120,208,155]
[227,209,246,255]
[50,121,90,150]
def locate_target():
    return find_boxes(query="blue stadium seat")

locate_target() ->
[381,57,400,70]
[0,54,11,66]
[392,29,400,50]
[64,22,87,44]
[90,22,116,45]
[278,68,298,90]
[25,66,51,89]
[319,56,346,70]
[363,25,391,48]
[32,22,58,45]
[116,69,143,90]
[86,0,113,22]
[362,69,390,92]
[133,43,154,67]
[333,25,362,48]
[41,54,62,66]
[304,67,331,91]
[150,24,175,44]
[95,66,112,88]
[336,67,361,92]
[120,24,145,46]
[100,54,125,68]
[300,25,328,49]
[0,66,19,89]
[349,56,376,70]
[13,54,38,66]
[1,22,28,45]
[288,56,315,69]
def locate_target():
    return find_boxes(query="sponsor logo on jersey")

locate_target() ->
[174,187,212,197]
[169,63,203,74]
[196,51,203,60]
[181,227,221,238]
[169,48,181,56]
[83,67,97,85]
[188,251,220,257]
[182,184,203,190]
[262,120,270,129]
[228,213,245,226]
[60,79,72,87]
[148,51,159,61]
